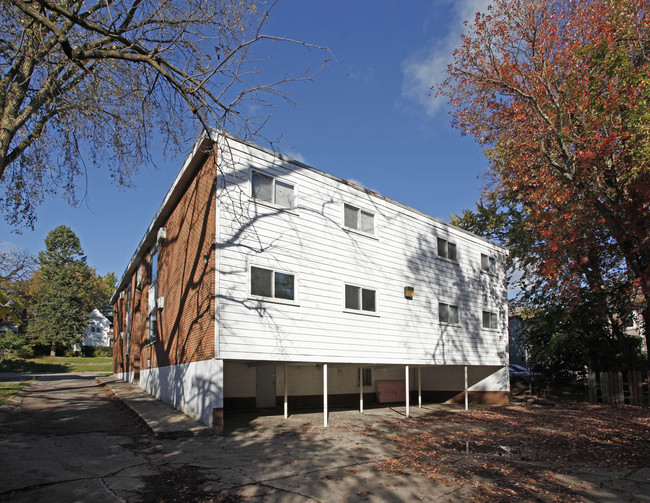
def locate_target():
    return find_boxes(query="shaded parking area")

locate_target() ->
[1,374,649,502]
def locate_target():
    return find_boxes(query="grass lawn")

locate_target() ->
[0,381,32,405]
[0,356,113,374]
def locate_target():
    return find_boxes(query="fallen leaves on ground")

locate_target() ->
[372,401,650,502]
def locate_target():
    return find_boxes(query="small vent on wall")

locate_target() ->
[157,227,167,243]
[157,296,165,310]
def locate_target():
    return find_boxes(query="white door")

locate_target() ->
[256,365,276,408]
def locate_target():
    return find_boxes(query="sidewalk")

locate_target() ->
[96,375,215,438]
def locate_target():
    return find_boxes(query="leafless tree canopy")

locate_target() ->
[0,248,36,285]
[0,0,327,228]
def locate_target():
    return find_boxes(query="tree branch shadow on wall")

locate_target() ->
[138,151,509,434]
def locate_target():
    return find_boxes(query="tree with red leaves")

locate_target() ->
[440,0,650,350]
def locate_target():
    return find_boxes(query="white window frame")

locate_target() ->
[250,170,295,210]
[438,302,460,325]
[344,283,379,316]
[482,310,499,330]
[437,238,458,262]
[147,246,159,344]
[248,265,298,305]
[342,203,376,236]
[481,253,497,274]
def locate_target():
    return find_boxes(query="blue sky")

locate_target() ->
[0,0,491,278]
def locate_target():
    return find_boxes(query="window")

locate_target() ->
[437,238,457,261]
[343,203,374,234]
[482,311,498,329]
[358,368,372,387]
[250,266,295,301]
[439,302,459,324]
[148,313,159,344]
[481,253,497,274]
[148,248,159,344]
[251,171,294,209]
[345,284,376,312]
[125,284,132,333]
[150,249,158,284]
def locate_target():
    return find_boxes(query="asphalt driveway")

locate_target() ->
[0,375,457,502]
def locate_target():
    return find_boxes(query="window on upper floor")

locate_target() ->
[481,253,497,274]
[148,247,160,344]
[250,266,295,301]
[136,265,143,288]
[482,310,498,330]
[343,203,375,235]
[251,171,294,209]
[125,284,132,333]
[439,302,459,324]
[437,238,457,261]
[345,284,376,312]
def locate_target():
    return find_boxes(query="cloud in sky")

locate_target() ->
[401,0,490,117]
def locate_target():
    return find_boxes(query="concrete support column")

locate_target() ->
[464,365,469,411]
[359,367,364,414]
[323,363,328,427]
[405,365,410,418]
[283,364,288,419]
[418,367,422,408]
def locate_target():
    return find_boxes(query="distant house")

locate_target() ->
[111,131,510,430]
[81,309,112,347]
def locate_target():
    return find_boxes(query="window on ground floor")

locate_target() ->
[439,302,459,324]
[482,310,498,330]
[250,266,295,301]
[345,284,376,312]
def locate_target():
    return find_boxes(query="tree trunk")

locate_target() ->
[50,342,56,357]
[641,305,649,359]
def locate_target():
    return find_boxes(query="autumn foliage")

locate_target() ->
[439,0,650,345]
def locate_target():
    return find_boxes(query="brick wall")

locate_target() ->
[113,148,217,375]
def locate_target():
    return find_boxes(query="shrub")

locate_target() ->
[81,345,112,357]
[95,345,113,357]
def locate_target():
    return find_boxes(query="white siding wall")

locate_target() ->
[140,359,224,426]
[216,139,508,367]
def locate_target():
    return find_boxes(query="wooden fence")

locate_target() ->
[586,370,649,405]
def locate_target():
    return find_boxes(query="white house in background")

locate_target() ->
[111,131,510,431]
[82,309,112,346]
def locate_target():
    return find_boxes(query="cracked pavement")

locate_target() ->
[2,375,649,502]
[0,375,470,502]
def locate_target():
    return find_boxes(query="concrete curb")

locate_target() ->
[96,376,216,438]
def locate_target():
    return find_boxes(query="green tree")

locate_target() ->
[451,196,644,375]
[90,271,117,319]
[1,0,327,228]
[28,225,96,355]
